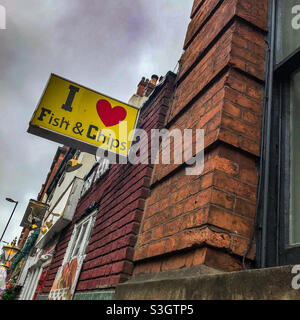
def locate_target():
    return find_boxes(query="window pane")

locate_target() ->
[71,222,88,258]
[290,69,300,244]
[276,0,300,63]
[68,225,81,260]
[78,220,92,257]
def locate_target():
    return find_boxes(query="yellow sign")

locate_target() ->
[28,74,139,157]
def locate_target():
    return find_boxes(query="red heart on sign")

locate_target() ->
[96,99,127,127]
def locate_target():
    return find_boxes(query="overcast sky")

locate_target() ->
[0,0,193,245]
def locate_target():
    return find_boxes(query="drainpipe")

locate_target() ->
[260,0,276,268]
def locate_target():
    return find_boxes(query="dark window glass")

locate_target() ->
[290,69,300,244]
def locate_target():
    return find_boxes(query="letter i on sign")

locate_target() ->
[62,85,80,112]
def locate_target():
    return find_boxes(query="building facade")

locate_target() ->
[10,0,300,300]
[133,0,267,274]
[35,73,176,300]
[115,0,300,299]
[16,148,95,300]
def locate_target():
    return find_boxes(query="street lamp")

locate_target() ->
[1,238,19,268]
[0,198,18,243]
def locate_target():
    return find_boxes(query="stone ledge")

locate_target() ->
[114,265,300,300]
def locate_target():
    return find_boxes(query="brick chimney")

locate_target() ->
[129,74,159,108]
[151,74,159,85]
[144,75,159,97]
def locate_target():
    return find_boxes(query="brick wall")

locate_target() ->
[40,72,176,295]
[133,0,268,275]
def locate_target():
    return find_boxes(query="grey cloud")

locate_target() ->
[0,0,193,243]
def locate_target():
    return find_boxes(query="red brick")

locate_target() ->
[236,0,268,31]
[190,0,203,19]
[183,189,212,214]
[223,100,242,118]
[161,254,188,272]
[204,247,243,271]
[239,136,260,156]
[146,240,166,258]
[199,172,214,190]
[215,156,239,176]
[234,197,256,219]
[230,234,255,260]
[211,188,235,210]
[171,26,234,121]
[192,247,207,266]
[184,0,227,49]
[213,171,257,201]
[133,261,161,275]
[188,206,210,228]
[208,205,253,238]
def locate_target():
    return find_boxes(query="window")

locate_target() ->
[80,158,110,198]
[48,212,96,300]
[94,158,109,183]
[69,220,89,260]
[19,267,42,300]
[289,68,300,245]
[257,0,300,267]
[63,212,96,265]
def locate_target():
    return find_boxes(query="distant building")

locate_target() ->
[16,148,95,300]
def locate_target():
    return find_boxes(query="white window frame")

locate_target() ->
[48,212,96,300]
[94,158,110,183]
[62,211,96,266]
[19,266,43,300]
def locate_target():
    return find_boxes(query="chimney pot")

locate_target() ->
[151,74,159,85]
[137,76,147,97]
